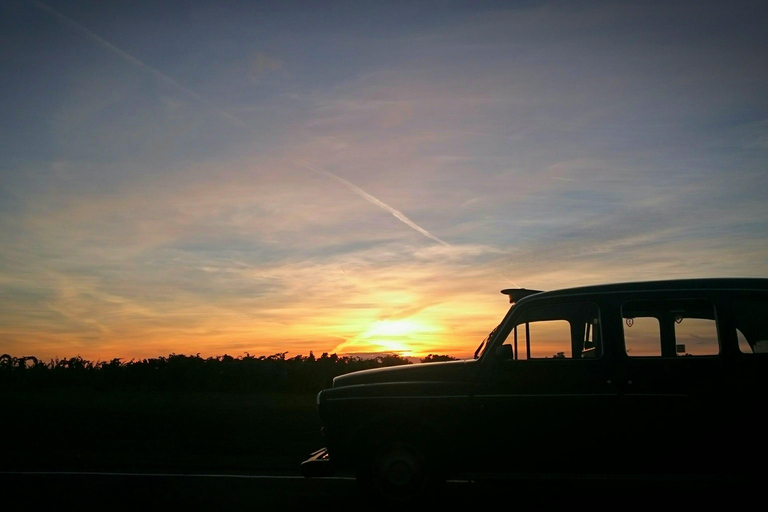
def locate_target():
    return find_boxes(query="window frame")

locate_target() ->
[502,301,603,361]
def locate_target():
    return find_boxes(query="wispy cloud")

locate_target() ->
[33,0,457,255]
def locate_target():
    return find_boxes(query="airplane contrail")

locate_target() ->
[295,162,450,246]
[32,0,450,247]
[30,0,248,129]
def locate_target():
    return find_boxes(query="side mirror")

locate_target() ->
[495,344,513,360]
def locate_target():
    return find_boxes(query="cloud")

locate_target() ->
[247,53,286,83]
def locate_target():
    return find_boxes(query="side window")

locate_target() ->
[623,317,661,356]
[502,302,601,360]
[622,299,719,357]
[675,318,719,356]
[527,320,572,358]
[734,299,768,354]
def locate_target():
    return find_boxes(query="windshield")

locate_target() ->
[474,324,500,359]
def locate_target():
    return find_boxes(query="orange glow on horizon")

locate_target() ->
[4,282,513,362]
[331,317,441,356]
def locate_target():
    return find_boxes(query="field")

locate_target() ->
[2,389,323,473]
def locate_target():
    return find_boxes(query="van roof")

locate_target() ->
[503,277,768,304]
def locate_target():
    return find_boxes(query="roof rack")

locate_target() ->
[500,288,543,304]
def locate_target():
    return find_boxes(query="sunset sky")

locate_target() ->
[2,0,767,361]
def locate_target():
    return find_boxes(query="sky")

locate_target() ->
[1,0,767,361]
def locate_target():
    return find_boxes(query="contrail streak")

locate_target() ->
[295,162,450,246]
[33,0,449,247]
[30,0,248,129]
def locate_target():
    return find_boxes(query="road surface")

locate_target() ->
[0,471,749,510]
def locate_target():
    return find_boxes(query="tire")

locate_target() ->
[357,439,443,501]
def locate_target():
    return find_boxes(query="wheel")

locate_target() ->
[357,439,442,500]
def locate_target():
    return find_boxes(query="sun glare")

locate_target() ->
[364,319,423,338]
[351,318,439,355]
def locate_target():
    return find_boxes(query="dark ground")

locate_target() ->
[0,389,756,510]
[0,472,750,511]
[2,389,322,473]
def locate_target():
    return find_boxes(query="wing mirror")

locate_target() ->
[495,344,513,360]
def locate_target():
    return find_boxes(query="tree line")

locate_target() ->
[0,352,457,393]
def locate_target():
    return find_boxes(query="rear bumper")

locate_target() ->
[301,447,334,477]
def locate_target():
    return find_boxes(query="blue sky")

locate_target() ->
[1,0,767,360]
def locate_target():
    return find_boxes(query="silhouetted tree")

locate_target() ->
[0,351,441,393]
[420,354,458,363]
